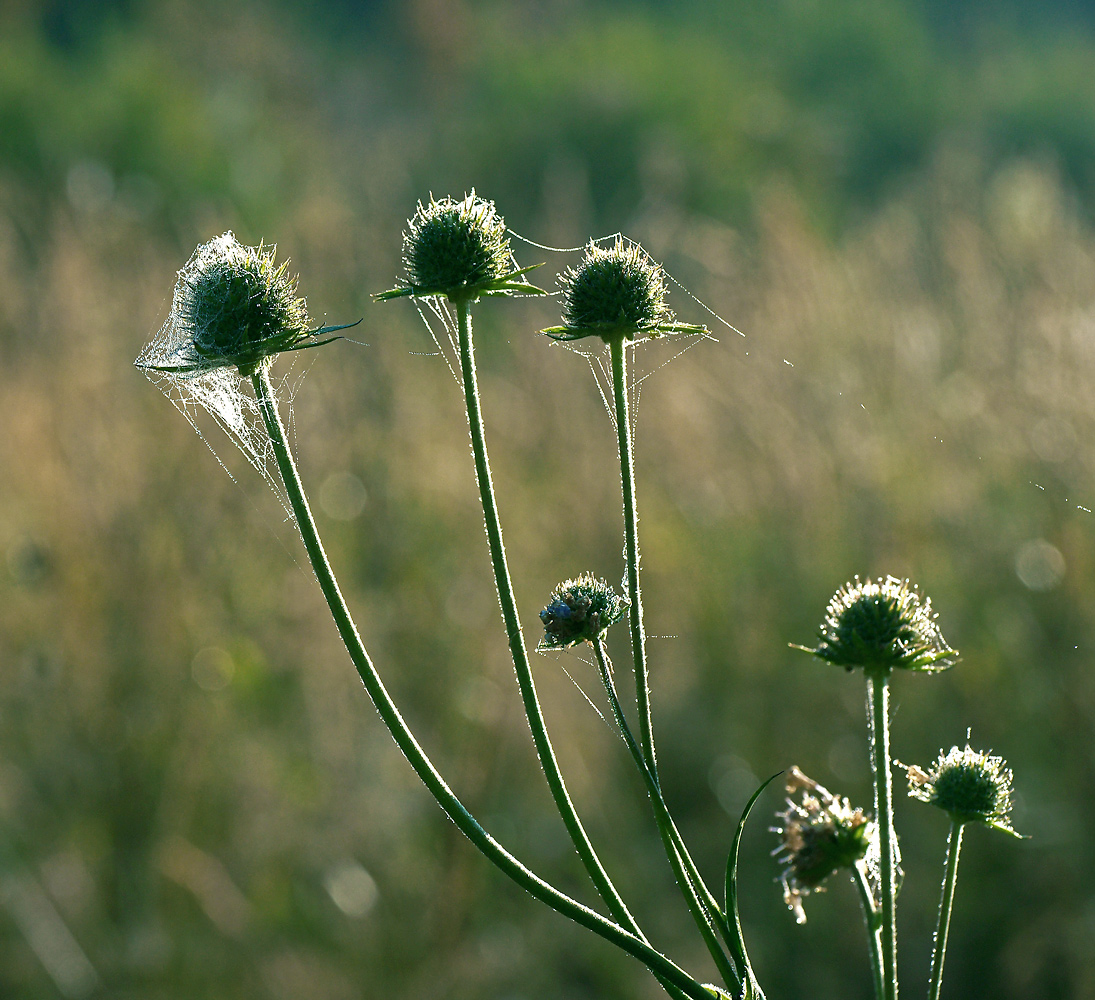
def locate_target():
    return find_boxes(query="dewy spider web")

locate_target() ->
[406,231,724,440]
[135,238,308,513]
[514,232,721,437]
[136,340,304,515]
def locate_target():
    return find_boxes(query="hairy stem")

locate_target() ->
[867,671,899,1000]
[593,638,741,993]
[853,859,885,1000]
[250,367,705,1000]
[927,821,964,1000]
[453,302,653,943]
[609,335,656,779]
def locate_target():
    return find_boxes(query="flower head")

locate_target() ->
[542,237,707,343]
[773,767,875,924]
[137,233,355,378]
[375,192,544,303]
[794,575,958,675]
[907,744,1021,836]
[538,574,628,649]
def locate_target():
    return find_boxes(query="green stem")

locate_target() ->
[453,303,651,940]
[593,638,740,992]
[250,367,706,1000]
[927,821,964,1000]
[853,859,885,1000]
[867,671,899,1000]
[609,335,656,779]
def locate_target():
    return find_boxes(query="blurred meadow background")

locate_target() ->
[3,0,1095,997]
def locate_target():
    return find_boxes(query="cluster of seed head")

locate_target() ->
[400,193,513,301]
[907,744,1019,835]
[554,238,674,342]
[773,767,875,924]
[800,575,958,674]
[538,574,629,649]
[175,233,312,376]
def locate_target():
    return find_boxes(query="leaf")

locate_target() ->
[724,771,783,1000]
[372,286,415,301]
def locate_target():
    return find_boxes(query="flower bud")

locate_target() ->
[773,767,875,924]
[543,237,706,343]
[907,744,1021,836]
[179,233,311,375]
[538,574,628,649]
[375,192,544,303]
[794,575,958,675]
[138,232,355,378]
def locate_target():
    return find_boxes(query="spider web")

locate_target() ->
[135,237,306,513]
[407,231,724,441]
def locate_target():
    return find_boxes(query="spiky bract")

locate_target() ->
[538,574,628,649]
[795,576,958,675]
[908,745,1020,836]
[773,768,875,924]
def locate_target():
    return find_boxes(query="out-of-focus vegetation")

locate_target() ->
[2,1,1095,998]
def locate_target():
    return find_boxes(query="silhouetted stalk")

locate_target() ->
[609,334,656,778]
[593,637,740,993]
[250,366,706,1000]
[453,300,660,948]
[927,821,964,1000]
[868,671,898,1000]
[853,860,885,1000]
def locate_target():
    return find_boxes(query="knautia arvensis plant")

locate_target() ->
[773,767,875,926]
[906,744,1022,1000]
[139,232,357,378]
[538,574,629,650]
[793,575,960,1000]
[139,198,1022,1000]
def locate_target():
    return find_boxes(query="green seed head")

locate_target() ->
[795,575,958,675]
[538,574,629,649]
[178,233,311,376]
[401,193,512,301]
[556,238,674,342]
[908,744,1020,835]
[774,767,875,924]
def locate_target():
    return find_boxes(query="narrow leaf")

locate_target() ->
[309,319,363,336]
[724,772,782,999]
[372,287,415,301]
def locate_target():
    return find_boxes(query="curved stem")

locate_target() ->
[593,639,740,993]
[453,303,650,939]
[609,335,656,780]
[927,821,964,1000]
[250,367,707,1000]
[853,859,885,1000]
[867,671,899,1000]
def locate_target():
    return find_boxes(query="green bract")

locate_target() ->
[794,575,958,674]
[538,574,629,649]
[774,767,875,924]
[375,192,545,303]
[543,237,707,343]
[908,745,1021,836]
[138,233,356,377]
